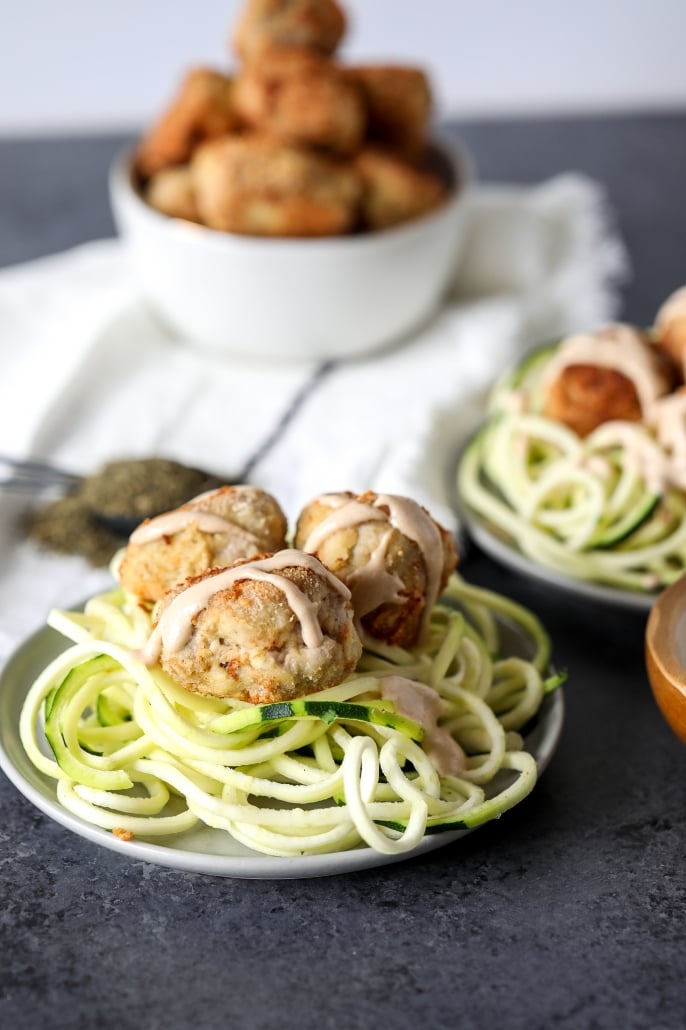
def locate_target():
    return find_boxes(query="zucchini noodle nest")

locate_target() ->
[457,344,686,593]
[19,576,560,858]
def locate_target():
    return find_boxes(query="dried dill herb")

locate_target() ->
[80,458,220,518]
[26,457,222,567]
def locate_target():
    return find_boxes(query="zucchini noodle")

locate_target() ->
[458,345,686,594]
[19,576,560,858]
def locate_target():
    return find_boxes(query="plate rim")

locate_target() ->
[0,617,564,879]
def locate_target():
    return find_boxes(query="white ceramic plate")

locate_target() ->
[454,442,657,613]
[0,618,564,879]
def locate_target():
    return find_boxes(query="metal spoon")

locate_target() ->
[2,362,336,537]
[0,453,229,537]
[0,454,82,490]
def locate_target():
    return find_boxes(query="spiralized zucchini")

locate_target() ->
[458,345,686,593]
[20,578,559,858]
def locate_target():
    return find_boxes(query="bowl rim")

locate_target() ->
[645,573,686,742]
[109,131,476,254]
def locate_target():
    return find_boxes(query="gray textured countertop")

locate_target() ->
[1,114,685,1030]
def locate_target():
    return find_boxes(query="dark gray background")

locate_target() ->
[1,113,685,1030]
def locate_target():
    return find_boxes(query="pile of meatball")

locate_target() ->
[135,0,450,237]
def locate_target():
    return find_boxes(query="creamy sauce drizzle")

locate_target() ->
[130,509,258,546]
[380,675,465,776]
[302,500,387,552]
[656,286,686,332]
[376,494,444,631]
[347,529,405,618]
[541,324,669,413]
[138,549,350,665]
[647,390,686,490]
[301,493,444,638]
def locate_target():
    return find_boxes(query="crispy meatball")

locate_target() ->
[294,491,457,647]
[354,147,447,231]
[233,47,366,156]
[118,485,288,603]
[541,324,673,437]
[233,0,346,61]
[191,134,362,236]
[348,65,432,157]
[145,550,362,702]
[135,67,240,179]
[654,285,686,380]
[145,166,199,221]
[545,365,643,437]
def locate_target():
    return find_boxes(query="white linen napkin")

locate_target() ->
[0,173,628,662]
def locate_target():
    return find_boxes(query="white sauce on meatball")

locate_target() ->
[301,493,445,636]
[130,509,259,546]
[139,549,351,665]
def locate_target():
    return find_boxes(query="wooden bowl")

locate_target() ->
[645,574,686,743]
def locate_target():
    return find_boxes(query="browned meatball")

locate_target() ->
[233,0,346,61]
[354,147,447,231]
[348,65,432,157]
[144,550,362,702]
[233,47,366,156]
[541,324,673,437]
[118,485,288,603]
[144,166,200,221]
[544,365,643,437]
[135,67,240,179]
[294,491,457,647]
[191,134,362,236]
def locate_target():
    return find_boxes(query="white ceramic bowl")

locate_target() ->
[109,138,474,361]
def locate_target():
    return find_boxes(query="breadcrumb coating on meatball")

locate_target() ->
[233,0,346,61]
[354,147,447,231]
[148,550,362,702]
[144,166,199,222]
[191,134,362,236]
[233,47,366,156]
[295,490,457,647]
[348,65,432,157]
[118,485,288,603]
[135,67,240,179]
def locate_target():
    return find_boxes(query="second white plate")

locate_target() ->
[453,438,657,613]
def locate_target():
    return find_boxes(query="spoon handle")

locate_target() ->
[0,454,81,490]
